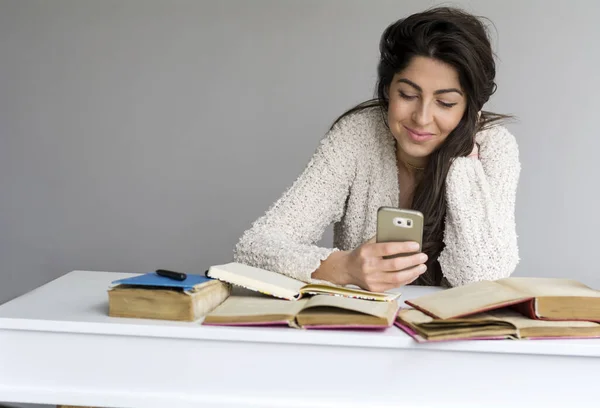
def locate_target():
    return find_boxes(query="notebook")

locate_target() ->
[111,272,214,290]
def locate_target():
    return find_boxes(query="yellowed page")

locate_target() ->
[396,309,516,340]
[407,280,528,319]
[487,309,600,329]
[303,295,398,318]
[300,284,400,302]
[399,309,509,327]
[496,277,600,298]
[207,262,306,300]
[206,296,307,318]
[397,308,435,324]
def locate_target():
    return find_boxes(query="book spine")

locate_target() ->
[510,299,538,319]
[403,301,442,319]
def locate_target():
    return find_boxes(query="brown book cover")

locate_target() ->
[108,276,231,322]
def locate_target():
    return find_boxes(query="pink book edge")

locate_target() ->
[302,324,390,331]
[525,335,600,340]
[202,320,290,327]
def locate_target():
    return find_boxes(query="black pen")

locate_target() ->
[156,269,187,281]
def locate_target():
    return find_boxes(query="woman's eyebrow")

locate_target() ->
[396,78,463,96]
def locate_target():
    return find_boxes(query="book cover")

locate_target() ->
[108,272,231,321]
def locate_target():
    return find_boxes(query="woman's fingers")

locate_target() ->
[350,240,428,292]
[378,252,428,272]
[405,273,422,285]
[362,264,427,292]
[383,264,427,286]
[365,241,421,257]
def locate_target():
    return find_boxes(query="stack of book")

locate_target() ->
[395,277,600,342]
[108,272,231,322]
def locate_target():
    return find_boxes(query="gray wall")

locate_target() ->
[1,0,600,306]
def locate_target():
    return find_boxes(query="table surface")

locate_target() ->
[2,270,600,408]
[1,270,600,357]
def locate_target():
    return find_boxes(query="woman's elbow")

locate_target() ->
[441,246,520,287]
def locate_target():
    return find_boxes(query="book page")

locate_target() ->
[302,295,398,318]
[397,308,435,324]
[301,284,400,302]
[407,280,528,319]
[207,296,307,318]
[399,309,511,328]
[487,309,599,329]
[207,262,306,300]
[497,277,600,298]
[396,309,516,340]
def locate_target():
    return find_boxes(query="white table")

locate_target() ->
[0,271,598,408]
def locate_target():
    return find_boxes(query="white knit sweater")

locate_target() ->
[234,108,521,287]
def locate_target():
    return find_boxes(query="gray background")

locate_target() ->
[1,0,600,314]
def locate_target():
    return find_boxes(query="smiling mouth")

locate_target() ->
[403,125,435,142]
[403,125,434,136]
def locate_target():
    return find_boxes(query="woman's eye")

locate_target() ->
[398,90,458,108]
[438,101,458,108]
[399,91,417,100]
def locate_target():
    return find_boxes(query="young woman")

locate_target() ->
[233,7,520,290]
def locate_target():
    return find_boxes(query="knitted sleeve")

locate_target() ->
[233,116,361,283]
[438,125,521,286]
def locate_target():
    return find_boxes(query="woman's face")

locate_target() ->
[387,56,467,163]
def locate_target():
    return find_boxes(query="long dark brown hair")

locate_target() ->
[333,7,512,285]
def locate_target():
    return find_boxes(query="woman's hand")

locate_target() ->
[313,241,428,292]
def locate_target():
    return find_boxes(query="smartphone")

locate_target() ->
[376,207,424,258]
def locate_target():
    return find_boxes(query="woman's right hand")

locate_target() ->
[313,241,428,292]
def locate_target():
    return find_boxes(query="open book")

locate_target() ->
[406,277,600,321]
[206,262,399,302]
[396,308,600,342]
[203,295,399,329]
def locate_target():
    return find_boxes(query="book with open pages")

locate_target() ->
[396,307,600,342]
[203,294,400,329]
[406,277,600,321]
[206,262,399,302]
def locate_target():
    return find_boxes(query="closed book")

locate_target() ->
[108,272,231,321]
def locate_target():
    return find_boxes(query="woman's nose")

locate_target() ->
[412,102,433,126]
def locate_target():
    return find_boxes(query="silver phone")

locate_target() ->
[376,207,424,257]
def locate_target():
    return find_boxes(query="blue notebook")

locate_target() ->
[112,272,213,291]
